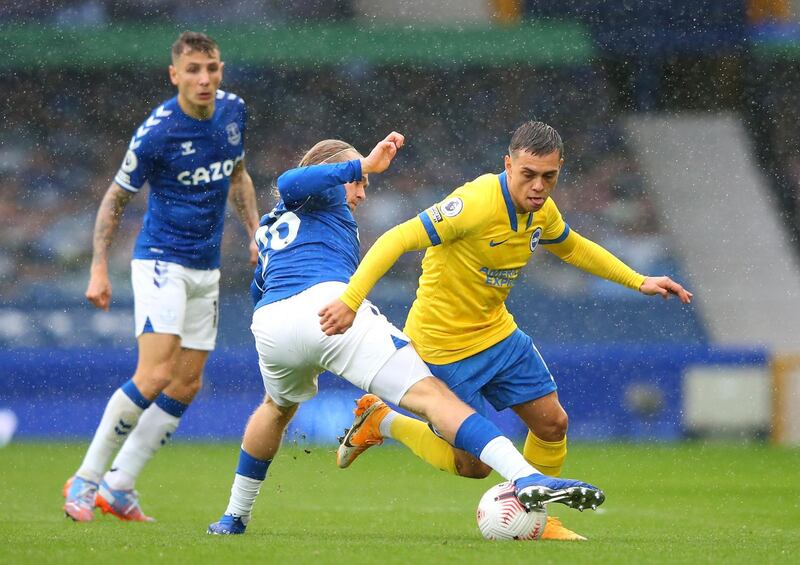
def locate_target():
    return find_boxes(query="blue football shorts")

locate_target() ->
[425,329,557,415]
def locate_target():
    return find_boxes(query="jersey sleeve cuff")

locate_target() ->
[340,288,363,312]
[631,273,647,291]
[114,174,141,193]
[349,159,362,182]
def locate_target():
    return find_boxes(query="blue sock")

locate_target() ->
[154,393,189,417]
[121,379,152,409]
[455,414,539,482]
[236,447,271,481]
[453,413,503,459]
[224,448,273,518]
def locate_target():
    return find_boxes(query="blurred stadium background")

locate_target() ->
[1,0,800,447]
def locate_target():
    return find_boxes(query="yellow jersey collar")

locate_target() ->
[498,172,533,231]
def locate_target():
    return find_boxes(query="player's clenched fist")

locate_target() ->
[360,132,405,174]
[86,270,112,311]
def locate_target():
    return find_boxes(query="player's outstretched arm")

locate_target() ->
[86,182,135,311]
[547,231,693,304]
[639,276,693,304]
[229,160,260,266]
[319,215,432,335]
[359,132,405,174]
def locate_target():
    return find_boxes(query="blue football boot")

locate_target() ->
[207,514,248,535]
[515,474,605,512]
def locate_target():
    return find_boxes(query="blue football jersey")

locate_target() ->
[251,160,362,309]
[114,90,247,270]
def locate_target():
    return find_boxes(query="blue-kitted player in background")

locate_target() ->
[64,31,260,522]
[207,132,604,535]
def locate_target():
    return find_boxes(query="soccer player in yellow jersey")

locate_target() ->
[319,121,692,540]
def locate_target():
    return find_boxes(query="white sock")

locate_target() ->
[76,387,147,483]
[225,474,263,522]
[104,468,136,491]
[479,436,540,482]
[379,410,397,439]
[105,403,181,490]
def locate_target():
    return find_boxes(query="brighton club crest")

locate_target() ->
[530,227,542,252]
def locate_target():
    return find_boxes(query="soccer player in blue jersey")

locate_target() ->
[206,133,606,535]
[319,121,692,540]
[63,32,259,522]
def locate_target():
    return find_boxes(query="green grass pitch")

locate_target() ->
[1,441,798,564]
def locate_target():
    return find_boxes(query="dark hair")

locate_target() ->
[171,31,219,60]
[508,121,564,159]
[298,139,360,167]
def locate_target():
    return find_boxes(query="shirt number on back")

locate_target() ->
[256,211,301,252]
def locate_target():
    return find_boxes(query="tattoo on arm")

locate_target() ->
[91,183,134,267]
[229,162,259,234]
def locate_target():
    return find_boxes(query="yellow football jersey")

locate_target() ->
[404,172,567,364]
[340,171,645,366]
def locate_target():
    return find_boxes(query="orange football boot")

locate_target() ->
[95,480,155,522]
[336,394,390,468]
[541,516,588,541]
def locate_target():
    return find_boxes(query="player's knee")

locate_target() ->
[176,374,203,399]
[538,411,568,441]
[400,377,438,419]
[132,371,171,399]
[399,376,449,417]
[260,394,297,425]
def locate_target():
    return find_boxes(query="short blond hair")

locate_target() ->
[298,139,360,167]
[271,140,361,201]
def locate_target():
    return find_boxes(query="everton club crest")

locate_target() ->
[226,123,241,146]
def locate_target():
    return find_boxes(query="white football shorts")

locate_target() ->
[251,281,431,407]
[131,259,220,351]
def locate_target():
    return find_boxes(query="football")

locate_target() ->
[476,481,547,541]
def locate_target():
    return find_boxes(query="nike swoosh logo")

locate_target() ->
[489,239,509,247]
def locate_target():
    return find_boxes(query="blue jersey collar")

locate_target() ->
[498,172,532,232]
[171,94,218,124]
